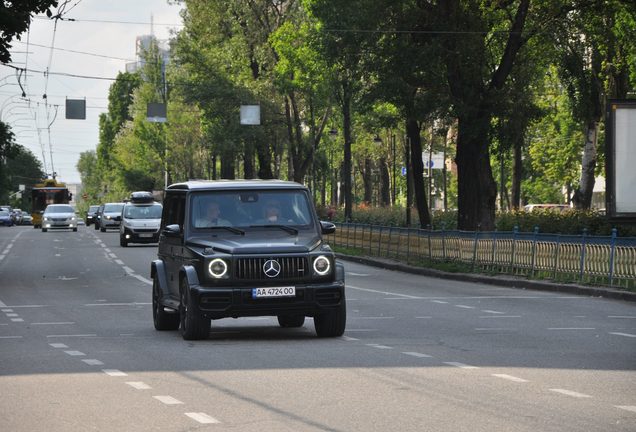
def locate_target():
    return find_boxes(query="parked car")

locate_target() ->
[99,203,124,232]
[0,210,12,226]
[94,205,104,230]
[0,206,13,226]
[41,204,78,232]
[151,180,344,341]
[20,211,33,225]
[85,205,99,226]
[12,209,23,225]
[524,204,571,212]
[119,192,162,247]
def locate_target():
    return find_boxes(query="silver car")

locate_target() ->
[42,204,78,232]
[100,203,124,232]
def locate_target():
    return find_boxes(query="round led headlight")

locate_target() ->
[208,258,228,278]
[313,255,331,276]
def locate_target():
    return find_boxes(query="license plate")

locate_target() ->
[139,233,153,238]
[252,287,296,298]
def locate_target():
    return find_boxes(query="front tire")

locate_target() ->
[179,278,210,340]
[94,222,99,230]
[42,228,47,233]
[72,228,77,232]
[153,276,180,331]
[278,315,305,328]
[120,235,128,247]
[314,299,346,337]
[100,225,106,232]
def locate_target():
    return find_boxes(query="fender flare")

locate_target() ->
[179,265,200,289]
[150,260,170,297]
[335,262,345,283]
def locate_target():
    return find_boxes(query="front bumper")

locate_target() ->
[101,219,120,229]
[43,220,76,229]
[189,281,345,320]
[122,227,160,243]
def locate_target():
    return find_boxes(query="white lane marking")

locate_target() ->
[0,255,5,261]
[108,253,117,259]
[547,328,595,330]
[6,313,18,317]
[104,248,111,253]
[609,332,636,338]
[64,351,85,356]
[122,266,135,274]
[132,274,152,285]
[84,303,151,307]
[99,244,106,248]
[443,362,478,369]
[47,334,97,338]
[83,359,104,365]
[347,285,423,299]
[431,300,448,304]
[402,352,432,358]
[5,244,12,250]
[49,343,68,348]
[341,336,359,341]
[366,344,392,349]
[11,318,24,322]
[455,305,474,309]
[352,317,394,319]
[479,316,521,319]
[103,369,127,377]
[550,389,592,398]
[115,260,124,265]
[475,328,517,331]
[126,382,152,390]
[185,413,221,424]
[2,309,13,312]
[154,396,184,405]
[0,300,6,307]
[31,322,74,325]
[55,254,61,257]
[0,336,22,339]
[616,406,636,413]
[347,272,370,276]
[482,310,506,314]
[492,374,528,383]
[608,316,636,319]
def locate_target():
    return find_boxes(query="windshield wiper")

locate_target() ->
[203,226,245,235]
[249,224,298,234]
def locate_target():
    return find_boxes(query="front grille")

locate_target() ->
[51,217,67,221]
[199,292,232,310]
[132,228,157,233]
[315,288,342,306]
[235,257,308,280]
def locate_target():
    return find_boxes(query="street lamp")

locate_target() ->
[328,127,338,141]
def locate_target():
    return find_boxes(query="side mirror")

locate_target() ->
[163,224,181,238]
[320,221,336,235]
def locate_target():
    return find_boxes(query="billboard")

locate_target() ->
[605,99,636,224]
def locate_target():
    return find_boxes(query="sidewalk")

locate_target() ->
[336,253,636,304]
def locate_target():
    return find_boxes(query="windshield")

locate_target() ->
[0,211,8,217]
[124,204,162,219]
[104,204,124,213]
[190,190,314,230]
[89,206,99,211]
[44,205,74,214]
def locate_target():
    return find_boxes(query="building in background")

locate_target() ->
[125,35,171,74]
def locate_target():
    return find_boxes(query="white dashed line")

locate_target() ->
[64,351,85,356]
[443,362,478,369]
[609,332,636,338]
[608,316,636,319]
[82,359,104,365]
[340,336,359,341]
[616,406,636,413]
[103,369,128,377]
[455,305,475,309]
[11,318,24,322]
[32,322,74,325]
[492,374,528,383]
[402,352,432,358]
[547,328,595,330]
[104,248,111,253]
[0,336,22,339]
[47,334,97,338]
[153,396,184,405]
[431,300,448,304]
[108,253,117,259]
[126,382,152,390]
[366,344,392,349]
[49,343,68,348]
[482,310,506,314]
[115,259,124,265]
[185,412,221,424]
[6,313,18,317]
[479,316,521,319]
[550,389,592,398]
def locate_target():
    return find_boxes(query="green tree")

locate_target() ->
[0,0,57,63]
[2,143,45,210]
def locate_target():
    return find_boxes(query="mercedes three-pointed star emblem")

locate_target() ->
[263,259,281,278]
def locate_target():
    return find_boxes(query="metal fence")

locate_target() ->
[324,222,636,289]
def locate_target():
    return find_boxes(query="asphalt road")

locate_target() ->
[1,224,635,431]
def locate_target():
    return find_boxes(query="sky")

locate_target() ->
[2,0,184,186]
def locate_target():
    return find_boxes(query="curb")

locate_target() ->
[335,253,636,304]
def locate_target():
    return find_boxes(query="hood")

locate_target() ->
[44,212,75,218]
[187,232,322,254]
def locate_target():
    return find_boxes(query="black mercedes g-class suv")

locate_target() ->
[150,180,345,340]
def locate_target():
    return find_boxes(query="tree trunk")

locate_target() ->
[511,140,522,210]
[379,157,390,206]
[406,117,431,228]
[362,158,372,204]
[456,113,497,231]
[343,83,352,221]
[572,119,599,210]
[256,139,273,179]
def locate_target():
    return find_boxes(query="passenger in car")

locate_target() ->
[196,201,231,227]
[256,199,293,223]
